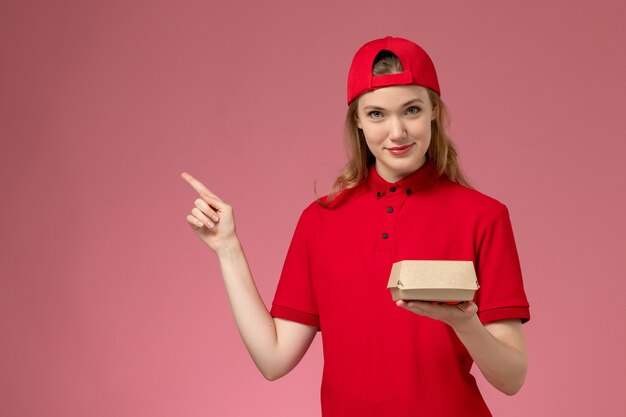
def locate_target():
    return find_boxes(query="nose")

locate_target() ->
[388,116,407,141]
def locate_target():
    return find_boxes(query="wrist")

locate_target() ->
[450,313,482,335]
[215,235,242,258]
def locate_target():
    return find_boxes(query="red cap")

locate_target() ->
[347,36,441,105]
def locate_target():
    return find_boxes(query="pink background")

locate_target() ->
[1,0,625,416]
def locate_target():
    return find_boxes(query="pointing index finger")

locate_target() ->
[180,171,219,199]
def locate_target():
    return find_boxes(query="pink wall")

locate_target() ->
[1,0,625,415]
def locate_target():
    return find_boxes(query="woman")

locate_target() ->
[182,36,530,417]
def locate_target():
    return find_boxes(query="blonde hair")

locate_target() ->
[316,52,473,207]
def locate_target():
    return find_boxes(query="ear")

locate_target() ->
[355,113,363,129]
[431,104,439,121]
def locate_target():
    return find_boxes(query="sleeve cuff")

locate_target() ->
[478,306,530,324]
[270,304,321,331]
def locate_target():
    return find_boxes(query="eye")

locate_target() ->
[406,106,421,115]
[367,110,383,119]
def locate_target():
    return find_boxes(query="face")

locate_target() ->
[356,85,436,183]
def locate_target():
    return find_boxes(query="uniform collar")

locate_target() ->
[366,159,440,198]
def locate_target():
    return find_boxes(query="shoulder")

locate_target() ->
[308,182,366,211]
[296,183,368,226]
[436,177,510,223]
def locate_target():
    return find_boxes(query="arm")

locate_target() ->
[396,300,527,395]
[216,237,318,381]
[181,172,318,381]
[454,313,527,395]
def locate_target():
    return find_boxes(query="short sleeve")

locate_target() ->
[270,206,321,330]
[475,204,530,324]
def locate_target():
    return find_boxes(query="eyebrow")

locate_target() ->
[363,98,424,111]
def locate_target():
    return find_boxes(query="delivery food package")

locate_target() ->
[387,260,479,302]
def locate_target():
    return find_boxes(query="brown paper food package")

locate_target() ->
[386,260,479,302]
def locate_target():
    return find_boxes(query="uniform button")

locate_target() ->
[406,189,412,195]
[382,233,389,239]
[390,186,397,192]
[387,207,394,213]
[376,191,381,198]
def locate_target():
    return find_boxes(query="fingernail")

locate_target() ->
[211,214,219,222]
[206,221,214,228]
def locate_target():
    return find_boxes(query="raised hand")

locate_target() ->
[180,171,237,253]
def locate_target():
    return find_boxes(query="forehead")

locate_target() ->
[357,85,430,109]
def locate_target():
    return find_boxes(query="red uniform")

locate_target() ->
[270,159,530,417]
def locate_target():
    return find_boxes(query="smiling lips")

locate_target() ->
[387,144,413,155]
